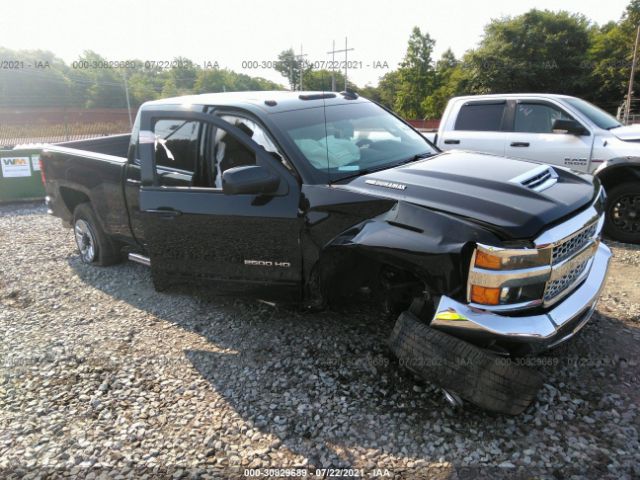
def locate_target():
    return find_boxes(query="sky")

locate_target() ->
[0,0,633,87]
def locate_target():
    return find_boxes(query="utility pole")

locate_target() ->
[330,40,336,91]
[327,37,354,91]
[121,69,133,129]
[625,24,640,125]
[294,45,307,91]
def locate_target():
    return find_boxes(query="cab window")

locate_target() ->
[454,103,505,131]
[211,122,257,189]
[219,115,293,171]
[150,115,285,190]
[152,119,201,186]
[514,103,574,134]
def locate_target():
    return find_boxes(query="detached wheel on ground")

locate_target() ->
[389,311,543,415]
[73,203,121,266]
[604,182,640,244]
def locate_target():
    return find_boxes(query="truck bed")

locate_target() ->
[42,134,135,243]
[55,134,131,158]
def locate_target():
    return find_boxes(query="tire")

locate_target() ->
[73,203,121,266]
[151,270,171,292]
[389,311,543,415]
[604,182,640,244]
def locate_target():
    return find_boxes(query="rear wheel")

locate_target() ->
[604,182,640,244]
[73,203,121,266]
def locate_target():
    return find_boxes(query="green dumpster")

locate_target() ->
[0,148,45,203]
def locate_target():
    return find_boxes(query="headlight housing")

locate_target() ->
[467,244,551,309]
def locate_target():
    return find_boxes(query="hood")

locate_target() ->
[610,124,640,141]
[339,151,598,239]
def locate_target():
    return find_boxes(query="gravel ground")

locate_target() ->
[0,202,639,479]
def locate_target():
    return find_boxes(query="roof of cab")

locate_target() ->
[143,90,367,114]
[450,93,579,102]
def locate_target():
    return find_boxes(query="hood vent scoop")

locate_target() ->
[510,165,558,192]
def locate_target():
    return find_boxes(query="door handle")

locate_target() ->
[510,142,530,147]
[126,178,141,185]
[145,208,182,219]
[444,139,460,145]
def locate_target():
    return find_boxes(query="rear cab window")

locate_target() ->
[454,102,506,131]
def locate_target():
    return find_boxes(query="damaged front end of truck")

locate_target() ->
[301,179,611,414]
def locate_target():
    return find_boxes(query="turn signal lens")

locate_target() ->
[470,285,501,305]
[474,250,502,270]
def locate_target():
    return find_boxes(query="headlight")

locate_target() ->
[474,246,550,270]
[468,244,551,308]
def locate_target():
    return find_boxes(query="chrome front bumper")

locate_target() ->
[431,242,611,348]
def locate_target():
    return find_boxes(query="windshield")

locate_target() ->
[271,102,436,181]
[564,97,622,130]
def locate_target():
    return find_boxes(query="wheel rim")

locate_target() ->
[74,219,96,263]
[610,193,640,234]
[442,388,464,408]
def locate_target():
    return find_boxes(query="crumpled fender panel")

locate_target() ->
[301,185,502,301]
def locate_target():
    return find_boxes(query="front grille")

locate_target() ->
[544,258,590,301]
[552,223,598,264]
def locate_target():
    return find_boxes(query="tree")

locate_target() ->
[376,70,401,110]
[78,51,128,108]
[303,69,356,91]
[166,56,198,92]
[588,1,640,113]
[0,48,75,107]
[194,68,283,93]
[588,22,631,112]
[160,77,178,97]
[357,84,382,103]
[274,48,310,90]
[420,50,471,118]
[394,27,437,118]
[127,68,161,106]
[463,10,593,97]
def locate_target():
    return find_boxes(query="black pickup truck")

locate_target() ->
[42,91,612,414]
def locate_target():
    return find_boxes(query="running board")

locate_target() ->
[128,253,151,267]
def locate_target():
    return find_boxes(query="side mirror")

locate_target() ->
[222,165,280,195]
[552,119,587,135]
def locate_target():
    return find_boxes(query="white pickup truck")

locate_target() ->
[428,94,640,243]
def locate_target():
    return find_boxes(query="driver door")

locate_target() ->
[138,107,302,300]
[503,100,594,172]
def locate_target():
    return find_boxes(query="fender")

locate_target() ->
[594,156,640,181]
[303,195,502,304]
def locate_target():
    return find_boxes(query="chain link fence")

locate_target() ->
[0,108,134,148]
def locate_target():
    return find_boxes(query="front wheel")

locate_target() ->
[604,182,640,244]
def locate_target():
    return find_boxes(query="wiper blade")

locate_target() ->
[393,152,434,166]
[331,152,434,183]
[333,167,380,182]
